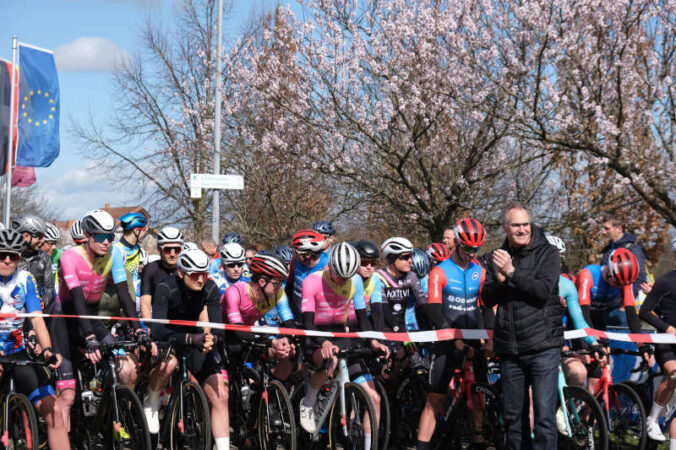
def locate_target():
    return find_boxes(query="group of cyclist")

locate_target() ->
[0,208,675,449]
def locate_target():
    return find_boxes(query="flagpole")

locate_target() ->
[4,36,17,227]
[211,0,223,242]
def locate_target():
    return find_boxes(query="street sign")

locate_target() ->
[190,173,244,199]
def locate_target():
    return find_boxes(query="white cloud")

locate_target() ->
[54,37,130,72]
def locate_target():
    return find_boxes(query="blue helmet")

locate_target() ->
[119,212,148,231]
[273,245,294,266]
[311,220,335,236]
[222,231,242,245]
[411,248,431,279]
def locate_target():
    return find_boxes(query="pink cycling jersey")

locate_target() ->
[58,245,113,304]
[223,281,291,325]
[300,270,365,327]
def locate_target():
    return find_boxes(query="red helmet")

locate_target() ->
[249,255,288,279]
[291,229,326,253]
[426,243,451,263]
[607,248,639,286]
[454,218,486,248]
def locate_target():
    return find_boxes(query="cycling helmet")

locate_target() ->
[273,245,294,266]
[412,248,432,278]
[291,229,326,253]
[546,235,566,255]
[426,243,451,263]
[44,223,61,242]
[249,254,289,279]
[182,241,199,252]
[256,249,273,256]
[453,218,486,248]
[607,248,639,286]
[328,242,361,279]
[81,209,115,234]
[11,215,46,235]
[119,212,148,231]
[177,248,210,273]
[156,227,184,246]
[71,220,85,242]
[352,240,379,260]
[671,236,676,253]
[381,237,414,259]
[311,220,335,236]
[221,232,242,245]
[0,229,25,253]
[220,242,246,263]
[139,248,148,266]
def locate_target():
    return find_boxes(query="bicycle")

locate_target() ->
[70,340,152,450]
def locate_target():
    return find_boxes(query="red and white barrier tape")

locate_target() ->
[4,312,673,344]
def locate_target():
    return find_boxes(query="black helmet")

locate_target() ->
[221,231,242,245]
[311,220,335,236]
[352,240,379,259]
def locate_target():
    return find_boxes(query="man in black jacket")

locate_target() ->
[482,202,563,450]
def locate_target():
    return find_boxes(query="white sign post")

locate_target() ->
[190,173,244,199]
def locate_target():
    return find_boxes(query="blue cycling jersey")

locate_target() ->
[428,258,484,329]
[210,268,252,297]
[110,240,140,285]
[559,275,596,346]
[0,270,42,355]
[578,264,621,310]
[289,252,329,317]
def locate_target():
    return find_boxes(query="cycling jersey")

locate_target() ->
[639,270,676,333]
[140,260,176,301]
[209,257,252,279]
[18,249,54,312]
[428,258,485,329]
[58,245,113,304]
[0,270,41,355]
[559,275,596,346]
[370,269,426,332]
[577,265,628,310]
[110,239,140,285]
[287,253,329,319]
[210,268,251,298]
[223,281,293,325]
[301,270,365,327]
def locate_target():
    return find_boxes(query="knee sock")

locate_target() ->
[145,388,160,409]
[670,438,676,450]
[649,402,665,422]
[214,436,230,450]
[302,386,319,408]
[364,432,371,449]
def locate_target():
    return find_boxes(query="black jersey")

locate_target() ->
[140,260,176,301]
[639,270,676,332]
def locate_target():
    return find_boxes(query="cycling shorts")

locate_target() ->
[1,351,55,406]
[427,341,487,394]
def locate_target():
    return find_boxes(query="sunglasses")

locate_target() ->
[161,246,182,255]
[266,278,283,290]
[360,259,376,267]
[225,262,244,268]
[187,271,208,280]
[460,244,481,254]
[30,233,45,239]
[91,233,115,243]
[297,251,320,260]
[397,254,413,261]
[0,251,20,262]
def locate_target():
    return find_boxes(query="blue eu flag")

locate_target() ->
[16,44,59,167]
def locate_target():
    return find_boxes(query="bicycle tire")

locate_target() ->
[258,379,297,450]
[560,385,609,450]
[597,383,646,450]
[0,393,39,450]
[291,380,328,450]
[328,382,379,450]
[389,373,427,449]
[472,382,507,450]
[374,380,390,450]
[103,384,152,450]
[168,380,211,450]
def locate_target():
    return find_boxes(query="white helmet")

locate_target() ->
[71,219,85,241]
[220,242,246,264]
[182,241,199,252]
[328,242,361,279]
[156,227,184,246]
[546,235,566,255]
[177,249,210,273]
[44,223,61,242]
[381,237,414,259]
[139,248,148,266]
[81,209,115,234]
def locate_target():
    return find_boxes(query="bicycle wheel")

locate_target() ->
[328,382,378,450]
[103,385,152,450]
[168,380,211,450]
[472,382,507,450]
[258,379,297,450]
[0,393,39,450]
[597,383,646,450]
[374,380,390,450]
[291,380,329,450]
[390,373,426,448]
[559,385,608,450]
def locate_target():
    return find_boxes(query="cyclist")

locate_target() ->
[245,246,257,266]
[42,222,62,274]
[311,219,335,250]
[286,229,329,322]
[369,237,426,334]
[54,209,149,431]
[639,240,676,443]
[109,212,149,315]
[410,247,432,330]
[147,249,229,448]
[426,242,451,266]
[352,240,380,312]
[416,218,492,450]
[208,232,246,275]
[298,242,389,448]
[210,242,251,298]
[547,234,576,284]
[0,228,70,449]
[140,226,183,321]
[273,244,294,270]
[11,215,55,313]
[223,254,295,379]
[70,219,86,245]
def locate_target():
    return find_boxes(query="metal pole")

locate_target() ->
[4,36,18,227]
[211,0,223,242]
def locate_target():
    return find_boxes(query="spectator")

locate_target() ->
[201,237,219,260]
[442,227,455,252]
[482,201,563,450]
[600,215,647,299]
[245,246,257,266]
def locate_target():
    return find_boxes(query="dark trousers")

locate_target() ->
[500,347,559,450]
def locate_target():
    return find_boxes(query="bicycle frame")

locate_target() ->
[591,364,613,428]
[557,364,574,437]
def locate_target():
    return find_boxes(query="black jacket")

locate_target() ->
[18,249,55,313]
[482,225,563,355]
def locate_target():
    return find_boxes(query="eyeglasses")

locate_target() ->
[460,244,481,254]
[161,246,182,255]
[266,279,283,290]
[187,271,208,280]
[360,259,376,267]
[0,252,20,262]
[225,262,244,268]
[91,233,114,243]
[30,233,45,239]
[397,254,413,261]
[297,251,320,260]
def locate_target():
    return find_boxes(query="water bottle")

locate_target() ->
[81,389,97,417]
[241,384,251,411]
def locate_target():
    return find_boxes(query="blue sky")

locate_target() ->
[0,0,264,220]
